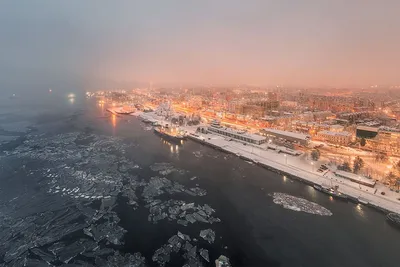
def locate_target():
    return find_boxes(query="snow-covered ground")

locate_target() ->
[134,111,400,213]
[185,129,400,214]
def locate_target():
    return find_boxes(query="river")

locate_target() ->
[0,92,399,267]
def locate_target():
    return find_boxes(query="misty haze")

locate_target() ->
[1,1,400,267]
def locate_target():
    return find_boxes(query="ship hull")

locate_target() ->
[387,213,400,229]
[313,185,348,201]
[154,128,185,143]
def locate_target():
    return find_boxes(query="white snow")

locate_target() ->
[140,111,400,214]
[184,129,400,214]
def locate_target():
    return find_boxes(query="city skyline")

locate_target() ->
[1,1,400,89]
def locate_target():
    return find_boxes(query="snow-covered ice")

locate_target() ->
[273,192,332,216]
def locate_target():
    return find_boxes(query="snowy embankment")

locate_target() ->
[186,131,400,214]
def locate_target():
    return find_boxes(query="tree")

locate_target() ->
[311,149,320,161]
[338,162,352,172]
[375,153,388,162]
[360,137,366,147]
[396,177,400,191]
[396,160,400,172]
[386,172,397,181]
[353,156,364,174]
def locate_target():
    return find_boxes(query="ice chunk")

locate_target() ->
[181,202,195,211]
[82,248,114,258]
[58,241,86,263]
[215,255,231,267]
[199,248,209,262]
[177,231,191,241]
[199,229,215,244]
[30,247,55,263]
[106,251,146,267]
[177,220,188,226]
[152,245,172,267]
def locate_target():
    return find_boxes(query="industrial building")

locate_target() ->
[204,121,267,145]
[356,126,400,156]
[261,128,311,146]
[316,130,352,145]
[334,170,376,187]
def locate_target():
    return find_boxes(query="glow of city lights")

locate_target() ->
[111,114,117,128]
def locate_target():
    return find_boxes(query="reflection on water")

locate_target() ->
[111,114,117,128]
[160,139,182,155]
[356,203,364,216]
[307,185,317,198]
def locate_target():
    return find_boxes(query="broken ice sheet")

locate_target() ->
[84,213,127,245]
[105,251,146,267]
[30,247,56,263]
[11,132,140,202]
[147,199,220,225]
[152,232,203,267]
[149,162,186,176]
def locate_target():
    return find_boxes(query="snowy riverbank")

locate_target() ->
[132,111,400,214]
[185,130,400,214]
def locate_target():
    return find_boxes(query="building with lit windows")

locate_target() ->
[205,120,267,145]
[316,130,352,145]
[261,128,311,146]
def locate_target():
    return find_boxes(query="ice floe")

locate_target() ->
[0,131,222,265]
[273,192,333,216]
[200,229,216,244]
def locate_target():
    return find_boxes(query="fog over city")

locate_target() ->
[1,0,400,91]
[3,2,400,267]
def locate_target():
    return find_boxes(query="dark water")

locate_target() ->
[1,93,400,267]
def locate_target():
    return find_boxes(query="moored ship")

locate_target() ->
[154,125,185,142]
[387,213,400,228]
[313,184,348,201]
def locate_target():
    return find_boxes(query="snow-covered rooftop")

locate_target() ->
[209,126,266,141]
[334,170,376,187]
[318,130,352,137]
[263,128,311,141]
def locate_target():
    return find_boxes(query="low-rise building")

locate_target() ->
[334,170,376,187]
[206,121,267,145]
[261,128,311,146]
[356,126,400,156]
[316,130,352,145]
[356,125,379,139]
[329,124,344,132]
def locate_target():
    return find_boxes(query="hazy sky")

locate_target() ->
[1,0,400,89]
